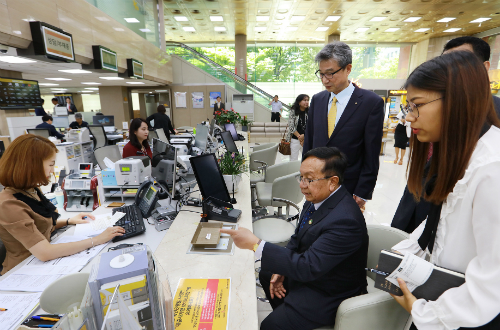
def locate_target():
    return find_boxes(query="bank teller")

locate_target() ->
[122,118,152,159]
[0,135,125,275]
[36,115,65,140]
[69,113,89,129]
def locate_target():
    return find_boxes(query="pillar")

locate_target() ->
[327,34,340,44]
[72,93,84,112]
[98,86,133,129]
[396,45,412,79]
[235,34,247,80]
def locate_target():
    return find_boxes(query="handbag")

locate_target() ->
[279,125,291,155]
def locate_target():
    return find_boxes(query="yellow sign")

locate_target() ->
[389,90,407,95]
[173,278,230,330]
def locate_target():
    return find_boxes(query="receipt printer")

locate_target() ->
[202,196,241,223]
[115,157,151,186]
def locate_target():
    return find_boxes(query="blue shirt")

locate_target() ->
[270,101,283,113]
[35,122,65,140]
[328,82,355,126]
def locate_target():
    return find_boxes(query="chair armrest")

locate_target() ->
[272,198,300,222]
[271,172,302,207]
[254,160,268,171]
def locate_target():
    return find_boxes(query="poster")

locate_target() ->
[173,278,230,330]
[192,92,204,108]
[175,92,187,108]
[209,92,221,107]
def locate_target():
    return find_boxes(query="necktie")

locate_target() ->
[299,204,316,232]
[328,96,337,137]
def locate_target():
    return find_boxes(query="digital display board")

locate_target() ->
[0,77,42,110]
[92,46,118,72]
[127,58,143,79]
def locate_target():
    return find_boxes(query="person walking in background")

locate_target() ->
[34,99,47,116]
[393,105,411,165]
[146,105,176,141]
[65,97,77,114]
[286,94,309,161]
[303,41,385,210]
[269,95,282,122]
[213,96,225,117]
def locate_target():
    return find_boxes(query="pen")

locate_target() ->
[0,308,7,311]
[365,268,390,276]
[32,316,60,322]
[37,325,54,328]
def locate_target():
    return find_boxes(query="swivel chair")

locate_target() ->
[27,129,50,138]
[88,125,108,150]
[148,129,158,142]
[250,143,279,186]
[94,145,122,170]
[156,129,168,142]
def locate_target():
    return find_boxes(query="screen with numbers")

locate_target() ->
[0,77,42,110]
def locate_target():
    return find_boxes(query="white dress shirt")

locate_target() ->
[271,101,283,113]
[392,126,500,329]
[328,82,355,126]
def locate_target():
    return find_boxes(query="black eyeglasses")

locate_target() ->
[295,174,333,186]
[405,98,443,118]
[315,67,344,80]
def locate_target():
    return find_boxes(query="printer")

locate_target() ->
[66,127,91,143]
[115,156,152,186]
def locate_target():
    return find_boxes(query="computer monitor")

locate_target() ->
[209,119,216,136]
[0,141,4,159]
[220,131,239,154]
[224,123,238,141]
[152,138,176,167]
[93,115,114,127]
[190,153,231,203]
[194,124,209,151]
[52,116,70,128]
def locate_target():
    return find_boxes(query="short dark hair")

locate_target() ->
[129,118,150,150]
[51,97,58,103]
[274,95,278,98]
[40,99,45,104]
[302,147,348,184]
[42,115,53,122]
[443,36,491,62]
[65,97,71,101]
[216,96,221,99]
[157,104,166,114]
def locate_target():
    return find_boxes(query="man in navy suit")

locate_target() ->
[303,42,385,209]
[36,115,65,140]
[222,147,368,330]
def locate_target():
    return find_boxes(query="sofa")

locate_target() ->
[249,122,288,143]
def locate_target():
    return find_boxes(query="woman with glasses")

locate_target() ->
[286,94,309,161]
[390,51,500,329]
[393,104,411,165]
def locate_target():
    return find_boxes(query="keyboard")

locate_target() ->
[111,205,146,242]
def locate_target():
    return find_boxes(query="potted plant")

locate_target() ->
[240,116,252,132]
[214,108,242,126]
[218,151,247,193]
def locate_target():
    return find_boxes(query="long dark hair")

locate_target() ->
[405,51,500,204]
[129,118,150,150]
[292,94,309,116]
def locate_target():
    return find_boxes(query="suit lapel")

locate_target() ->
[317,91,331,141]
[329,85,363,141]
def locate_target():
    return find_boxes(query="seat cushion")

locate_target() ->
[256,182,273,206]
[265,132,282,138]
[251,127,265,132]
[265,127,280,133]
[280,122,288,127]
[253,218,296,244]
[265,122,280,127]
[252,122,265,127]
[250,132,266,138]
[250,172,265,185]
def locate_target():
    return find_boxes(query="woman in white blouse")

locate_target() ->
[390,51,500,329]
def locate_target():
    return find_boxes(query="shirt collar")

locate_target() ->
[329,82,354,106]
[313,185,342,210]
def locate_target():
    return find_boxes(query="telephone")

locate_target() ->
[135,180,160,218]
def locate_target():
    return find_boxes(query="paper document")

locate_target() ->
[386,253,434,292]
[103,157,116,170]
[0,274,62,292]
[205,238,230,250]
[74,212,125,237]
[0,293,41,330]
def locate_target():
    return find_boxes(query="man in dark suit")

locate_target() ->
[36,115,65,140]
[213,96,225,117]
[303,42,385,209]
[34,99,47,116]
[222,147,368,330]
[65,97,77,113]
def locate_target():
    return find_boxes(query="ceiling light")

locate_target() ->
[82,82,102,85]
[291,16,306,21]
[254,27,267,32]
[45,78,71,81]
[370,17,387,22]
[404,17,421,22]
[50,88,67,90]
[139,28,151,32]
[58,69,92,74]
[183,27,195,32]
[79,90,93,93]
[437,17,456,23]
[444,28,461,32]
[470,18,491,23]
[256,16,270,21]
[385,28,400,32]
[39,83,59,86]
[124,18,140,23]
[355,27,370,32]
[99,77,124,80]
[214,27,226,31]
[325,16,341,21]
[286,27,298,31]
[0,56,36,63]
[126,82,146,84]
[174,16,188,21]
[210,16,223,21]
[113,27,125,31]
[84,88,99,90]
[156,90,168,92]
[415,28,430,32]
[13,31,21,35]
[316,27,329,31]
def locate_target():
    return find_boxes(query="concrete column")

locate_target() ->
[489,35,500,70]
[72,94,84,112]
[0,69,28,136]
[327,34,340,44]
[408,39,430,74]
[396,45,412,79]
[98,86,133,128]
[235,34,247,79]
[157,0,166,51]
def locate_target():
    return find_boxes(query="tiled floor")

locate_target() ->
[251,141,410,326]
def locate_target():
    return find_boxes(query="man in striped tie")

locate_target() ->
[302,42,385,210]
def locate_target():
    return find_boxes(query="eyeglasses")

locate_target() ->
[295,174,333,186]
[405,97,443,118]
[315,67,344,80]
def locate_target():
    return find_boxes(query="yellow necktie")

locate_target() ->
[328,96,337,137]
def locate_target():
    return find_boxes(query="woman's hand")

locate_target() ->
[390,278,418,313]
[298,134,305,143]
[94,226,126,245]
[68,213,95,225]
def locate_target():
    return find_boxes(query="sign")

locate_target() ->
[29,22,75,61]
[192,92,204,108]
[92,46,118,72]
[389,90,407,95]
[127,58,144,79]
[209,92,222,107]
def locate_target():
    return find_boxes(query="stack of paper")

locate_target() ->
[0,293,41,330]
[74,212,125,237]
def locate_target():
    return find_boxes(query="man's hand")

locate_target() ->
[220,227,259,251]
[270,274,286,299]
[353,195,366,210]
[390,278,417,314]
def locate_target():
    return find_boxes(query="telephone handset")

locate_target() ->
[135,181,159,218]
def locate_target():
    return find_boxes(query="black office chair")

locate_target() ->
[88,125,109,150]
[27,129,50,138]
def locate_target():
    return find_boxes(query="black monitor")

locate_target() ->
[93,115,114,126]
[220,131,238,154]
[224,123,238,141]
[190,153,231,203]
[209,118,216,136]
[0,141,4,159]
[152,138,176,167]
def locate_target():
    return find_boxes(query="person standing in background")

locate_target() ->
[269,95,283,122]
[34,99,47,116]
[286,94,309,161]
[213,96,225,117]
[51,97,60,113]
[65,97,77,114]
[393,106,411,165]
[147,105,176,141]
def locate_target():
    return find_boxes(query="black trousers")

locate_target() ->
[271,112,281,122]
[410,313,500,330]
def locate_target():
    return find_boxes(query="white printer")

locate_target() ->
[66,127,91,143]
[115,156,152,186]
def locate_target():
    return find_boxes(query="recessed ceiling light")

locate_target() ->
[79,90,93,93]
[210,16,223,21]
[99,77,124,80]
[13,31,21,35]
[126,82,146,84]
[325,16,341,21]
[370,17,387,22]
[50,88,67,90]
[84,88,99,90]
[58,69,93,74]
[256,16,270,21]
[437,17,456,23]
[470,18,491,23]
[415,28,430,32]
[174,16,188,21]
[214,27,226,31]
[139,28,151,32]
[0,56,36,63]
[113,27,125,31]
[183,27,195,32]
[45,78,71,81]
[82,82,101,85]
[316,27,329,31]
[444,28,461,32]
[124,18,140,23]
[156,90,168,92]
[355,27,370,32]
[291,16,306,21]
[39,83,59,86]
[286,27,298,31]
[254,27,267,32]
[404,17,421,22]
[95,17,109,21]
[385,28,400,32]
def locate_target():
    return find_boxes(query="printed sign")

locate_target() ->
[42,26,74,61]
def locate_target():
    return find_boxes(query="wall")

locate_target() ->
[81,94,101,112]
[98,86,132,127]
[409,39,430,74]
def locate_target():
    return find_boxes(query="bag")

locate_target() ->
[279,126,291,155]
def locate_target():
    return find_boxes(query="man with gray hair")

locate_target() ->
[69,112,89,130]
[302,42,385,209]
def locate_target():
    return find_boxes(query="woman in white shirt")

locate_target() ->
[390,51,500,329]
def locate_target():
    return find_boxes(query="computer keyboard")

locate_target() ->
[111,205,146,242]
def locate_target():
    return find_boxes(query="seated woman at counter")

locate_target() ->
[122,118,152,159]
[0,134,125,275]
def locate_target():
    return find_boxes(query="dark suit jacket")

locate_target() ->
[213,102,225,115]
[69,121,89,129]
[66,104,77,113]
[494,96,500,118]
[146,113,176,141]
[261,186,369,327]
[34,106,47,116]
[36,122,65,139]
[303,85,385,200]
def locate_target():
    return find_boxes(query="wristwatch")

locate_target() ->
[252,239,262,252]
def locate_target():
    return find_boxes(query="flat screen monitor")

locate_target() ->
[190,153,231,203]
[209,119,216,136]
[194,124,209,151]
[93,115,114,127]
[152,138,176,167]
[0,141,4,159]
[54,106,68,116]
[220,131,239,154]
[224,123,238,141]
[0,77,42,110]
[52,116,69,128]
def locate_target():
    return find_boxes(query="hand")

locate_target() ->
[298,134,304,143]
[68,213,95,225]
[390,278,417,314]
[94,226,126,245]
[353,195,366,209]
[270,274,286,299]
[300,140,304,147]
[401,119,406,124]
[220,227,259,250]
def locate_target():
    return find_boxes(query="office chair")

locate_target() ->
[88,125,109,150]
[155,129,168,142]
[250,143,279,187]
[148,130,158,141]
[27,129,50,138]
[251,143,277,152]
[94,145,122,171]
